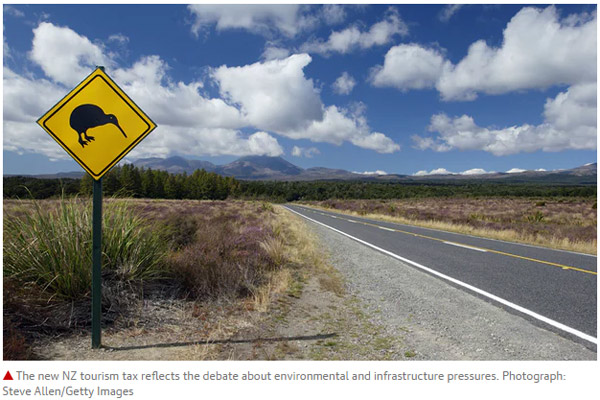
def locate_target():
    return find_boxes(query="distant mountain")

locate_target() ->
[217,155,303,179]
[130,156,595,184]
[3,171,86,179]
[132,155,364,181]
[6,155,596,185]
[134,156,217,174]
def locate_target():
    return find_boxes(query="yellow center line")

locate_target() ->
[304,207,597,276]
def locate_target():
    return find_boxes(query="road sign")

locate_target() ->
[37,67,156,180]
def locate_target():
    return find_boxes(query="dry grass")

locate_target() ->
[304,198,597,255]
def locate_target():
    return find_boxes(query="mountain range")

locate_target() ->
[132,155,596,185]
[9,155,597,185]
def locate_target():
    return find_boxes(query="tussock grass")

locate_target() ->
[3,197,167,300]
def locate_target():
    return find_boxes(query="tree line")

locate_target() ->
[4,165,240,200]
[3,165,596,201]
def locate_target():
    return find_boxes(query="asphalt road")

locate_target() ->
[285,204,597,346]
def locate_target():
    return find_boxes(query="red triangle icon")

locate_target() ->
[3,371,14,380]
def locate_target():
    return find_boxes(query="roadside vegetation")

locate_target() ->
[3,197,327,360]
[303,198,597,254]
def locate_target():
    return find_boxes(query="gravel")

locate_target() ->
[308,220,596,360]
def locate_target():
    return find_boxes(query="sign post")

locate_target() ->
[92,178,102,348]
[37,67,156,348]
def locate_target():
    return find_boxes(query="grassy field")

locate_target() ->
[3,198,330,360]
[303,197,597,255]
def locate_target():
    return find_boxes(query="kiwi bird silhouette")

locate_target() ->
[69,104,127,147]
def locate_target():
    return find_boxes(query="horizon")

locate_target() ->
[3,3,597,177]
[3,153,596,179]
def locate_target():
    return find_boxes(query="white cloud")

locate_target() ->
[506,168,526,174]
[461,168,490,175]
[212,53,323,133]
[291,146,320,158]
[414,168,453,176]
[355,170,388,175]
[3,67,71,160]
[261,44,290,61]
[300,8,408,55]
[332,72,356,95]
[439,5,463,22]
[112,56,245,130]
[7,22,398,162]
[129,128,283,160]
[413,167,491,176]
[370,44,446,90]
[371,6,596,101]
[437,6,596,100]
[188,4,308,38]
[213,54,399,153]
[284,105,400,153]
[542,82,596,145]
[413,81,597,155]
[29,22,111,87]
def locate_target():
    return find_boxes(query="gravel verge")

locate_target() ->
[308,220,596,360]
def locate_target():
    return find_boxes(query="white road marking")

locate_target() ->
[444,241,487,252]
[379,226,396,232]
[284,206,597,346]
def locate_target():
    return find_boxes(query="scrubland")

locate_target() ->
[304,197,597,255]
[3,198,334,360]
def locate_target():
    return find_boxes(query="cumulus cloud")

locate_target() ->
[413,81,597,155]
[291,146,320,158]
[414,168,453,176]
[355,170,388,175]
[413,167,491,176]
[461,168,490,176]
[300,8,408,55]
[3,67,75,160]
[187,4,309,38]
[212,54,323,133]
[213,54,400,153]
[371,6,596,101]
[6,22,398,161]
[29,22,111,87]
[437,6,596,101]
[332,72,356,95]
[506,168,526,174]
[112,56,246,130]
[283,105,400,153]
[370,44,447,90]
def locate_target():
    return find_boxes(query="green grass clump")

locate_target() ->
[3,197,167,300]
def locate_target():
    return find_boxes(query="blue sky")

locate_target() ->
[2,3,597,176]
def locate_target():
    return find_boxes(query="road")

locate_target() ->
[285,204,597,346]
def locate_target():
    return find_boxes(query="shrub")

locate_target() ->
[166,204,280,300]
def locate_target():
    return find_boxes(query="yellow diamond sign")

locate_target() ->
[37,67,156,180]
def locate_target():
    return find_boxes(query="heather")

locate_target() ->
[306,197,597,254]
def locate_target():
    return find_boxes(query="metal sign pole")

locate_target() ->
[92,177,103,348]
